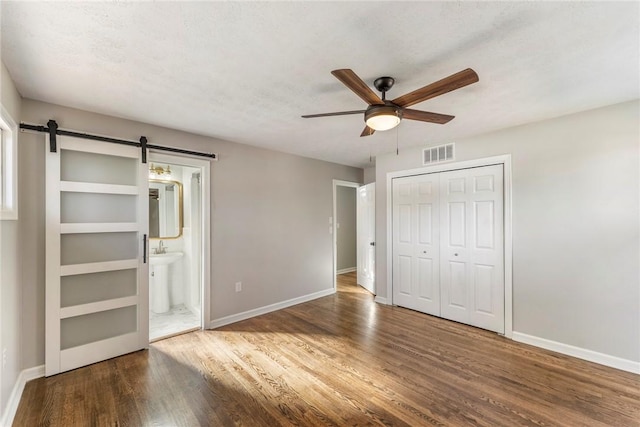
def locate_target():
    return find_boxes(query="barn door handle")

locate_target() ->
[143,234,148,263]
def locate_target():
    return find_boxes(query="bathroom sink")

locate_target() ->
[150,251,184,265]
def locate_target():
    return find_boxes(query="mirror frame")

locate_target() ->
[149,179,184,240]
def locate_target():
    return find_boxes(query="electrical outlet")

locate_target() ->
[235,282,242,292]
[2,348,7,368]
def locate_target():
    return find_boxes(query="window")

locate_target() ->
[0,105,18,220]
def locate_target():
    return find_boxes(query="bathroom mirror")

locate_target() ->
[149,180,183,239]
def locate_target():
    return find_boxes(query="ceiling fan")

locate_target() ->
[302,68,479,137]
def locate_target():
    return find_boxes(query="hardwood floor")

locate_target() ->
[14,272,640,426]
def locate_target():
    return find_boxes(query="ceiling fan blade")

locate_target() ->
[392,68,479,108]
[331,69,383,105]
[301,110,366,119]
[360,126,375,137]
[402,109,455,124]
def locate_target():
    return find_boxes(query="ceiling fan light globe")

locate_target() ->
[365,105,402,131]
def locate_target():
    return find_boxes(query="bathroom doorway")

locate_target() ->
[147,153,211,341]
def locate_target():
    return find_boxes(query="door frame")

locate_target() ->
[148,152,212,334]
[386,154,513,338]
[332,180,360,290]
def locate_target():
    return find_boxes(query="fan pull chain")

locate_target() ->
[369,141,373,163]
[396,126,399,155]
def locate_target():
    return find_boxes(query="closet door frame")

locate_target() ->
[385,154,513,338]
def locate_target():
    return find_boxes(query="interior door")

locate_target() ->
[392,174,440,315]
[45,135,149,376]
[357,183,375,293]
[439,164,504,333]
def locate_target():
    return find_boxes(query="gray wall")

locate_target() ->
[0,61,22,417]
[363,166,375,184]
[336,186,356,271]
[375,100,640,363]
[18,99,362,369]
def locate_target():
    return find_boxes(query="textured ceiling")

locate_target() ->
[2,2,638,168]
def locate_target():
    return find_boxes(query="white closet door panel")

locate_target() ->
[398,204,412,243]
[398,256,412,296]
[417,258,435,300]
[417,204,433,244]
[473,264,495,314]
[46,135,148,376]
[392,174,440,315]
[447,260,468,309]
[393,177,416,308]
[469,166,504,332]
[440,164,504,333]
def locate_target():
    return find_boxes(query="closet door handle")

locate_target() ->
[143,234,148,263]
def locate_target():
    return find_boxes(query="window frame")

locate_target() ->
[0,104,18,220]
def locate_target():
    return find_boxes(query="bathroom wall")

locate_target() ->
[180,165,202,315]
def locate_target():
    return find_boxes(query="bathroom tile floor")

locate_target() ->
[150,304,200,341]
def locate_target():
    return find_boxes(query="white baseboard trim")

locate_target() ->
[336,267,357,275]
[512,332,640,375]
[1,365,45,426]
[209,288,336,329]
[374,296,389,305]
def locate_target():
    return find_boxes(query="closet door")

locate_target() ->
[439,164,504,333]
[392,174,440,315]
[45,136,149,376]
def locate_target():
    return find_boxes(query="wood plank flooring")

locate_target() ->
[14,272,640,426]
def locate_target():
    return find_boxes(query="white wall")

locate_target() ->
[0,61,22,419]
[336,186,357,271]
[18,99,362,368]
[375,100,640,363]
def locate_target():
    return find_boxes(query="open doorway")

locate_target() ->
[332,180,359,290]
[148,152,211,341]
[336,186,357,275]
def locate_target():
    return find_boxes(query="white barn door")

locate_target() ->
[439,164,504,333]
[45,136,149,376]
[392,174,441,316]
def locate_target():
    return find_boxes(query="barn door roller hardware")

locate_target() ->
[20,120,217,163]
